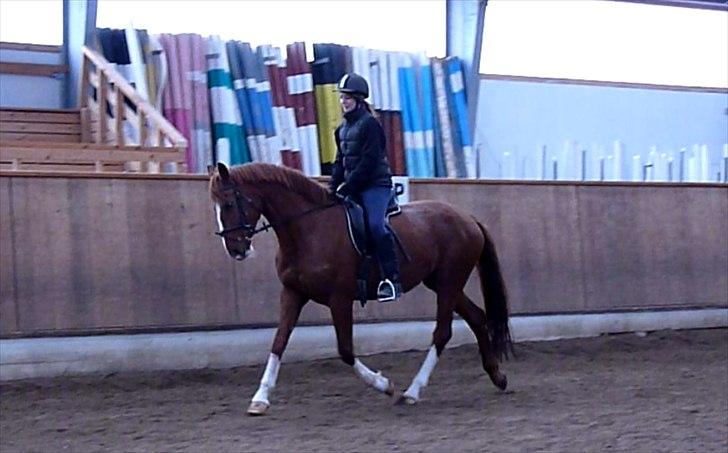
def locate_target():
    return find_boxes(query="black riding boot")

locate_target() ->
[376,231,402,303]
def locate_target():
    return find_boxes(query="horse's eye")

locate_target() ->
[224,201,234,209]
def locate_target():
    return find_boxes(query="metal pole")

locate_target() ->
[63,0,98,108]
[446,0,487,153]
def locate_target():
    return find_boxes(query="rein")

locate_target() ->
[215,182,337,239]
[243,202,338,238]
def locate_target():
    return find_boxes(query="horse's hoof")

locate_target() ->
[495,374,508,391]
[395,394,418,406]
[385,379,396,397]
[246,401,269,416]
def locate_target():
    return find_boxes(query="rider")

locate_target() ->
[330,73,402,303]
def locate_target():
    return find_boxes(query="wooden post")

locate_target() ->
[115,86,124,147]
[80,107,91,143]
[138,109,148,147]
[147,160,160,174]
[97,70,108,144]
[79,55,90,109]
[155,128,164,147]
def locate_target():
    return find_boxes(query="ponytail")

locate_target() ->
[358,99,377,118]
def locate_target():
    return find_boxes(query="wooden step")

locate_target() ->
[0,121,81,134]
[0,108,82,143]
[0,141,186,173]
[0,107,80,124]
[0,162,126,173]
[1,142,186,162]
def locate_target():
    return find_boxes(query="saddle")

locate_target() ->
[343,195,401,257]
[341,192,404,306]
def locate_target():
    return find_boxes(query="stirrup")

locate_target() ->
[377,279,401,303]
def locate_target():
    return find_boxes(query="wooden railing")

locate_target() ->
[78,45,187,171]
[0,44,189,173]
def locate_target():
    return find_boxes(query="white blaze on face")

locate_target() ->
[215,203,226,250]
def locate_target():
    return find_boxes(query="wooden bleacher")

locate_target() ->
[1,108,82,143]
[0,46,187,173]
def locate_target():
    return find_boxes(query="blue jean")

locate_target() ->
[359,185,400,280]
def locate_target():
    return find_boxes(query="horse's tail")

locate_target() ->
[475,220,513,360]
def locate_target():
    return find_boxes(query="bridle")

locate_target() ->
[214,181,337,240]
[214,182,269,239]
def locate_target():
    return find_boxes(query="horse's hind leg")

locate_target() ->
[454,293,508,390]
[329,296,395,396]
[399,288,455,405]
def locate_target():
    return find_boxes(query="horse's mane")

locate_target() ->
[211,163,331,205]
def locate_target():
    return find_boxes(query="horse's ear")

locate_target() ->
[217,162,230,181]
[207,165,215,176]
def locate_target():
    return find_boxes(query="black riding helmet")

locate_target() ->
[337,73,369,99]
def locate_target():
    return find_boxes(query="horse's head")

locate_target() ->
[210,162,263,261]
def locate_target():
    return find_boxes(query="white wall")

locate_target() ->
[475,77,728,182]
[0,48,64,109]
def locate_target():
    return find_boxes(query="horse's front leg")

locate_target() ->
[248,286,307,416]
[329,297,395,396]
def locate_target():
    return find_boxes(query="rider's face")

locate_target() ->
[339,93,357,113]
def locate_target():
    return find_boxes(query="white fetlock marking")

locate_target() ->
[251,353,281,406]
[353,359,390,393]
[403,345,439,401]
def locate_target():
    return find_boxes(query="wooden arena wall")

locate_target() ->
[1,173,726,338]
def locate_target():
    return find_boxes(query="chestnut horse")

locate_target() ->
[210,162,511,415]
